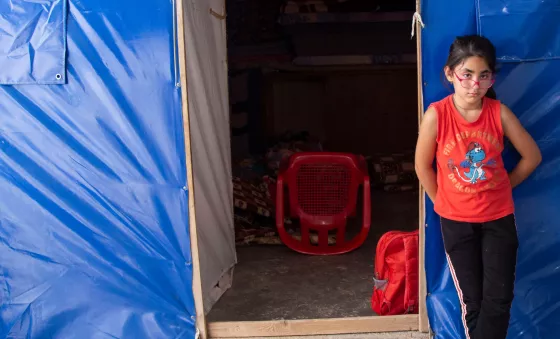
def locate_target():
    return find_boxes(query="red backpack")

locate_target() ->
[371,230,419,315]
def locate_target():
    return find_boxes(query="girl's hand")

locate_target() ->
[501,104,542,188]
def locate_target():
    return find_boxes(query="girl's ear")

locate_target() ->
[444,66,454,83]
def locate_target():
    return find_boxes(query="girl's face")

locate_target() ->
[445,56,494,105]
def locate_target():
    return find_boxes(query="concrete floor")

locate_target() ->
[208,191,419,322]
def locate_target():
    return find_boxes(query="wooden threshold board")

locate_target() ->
[208,314,419,338]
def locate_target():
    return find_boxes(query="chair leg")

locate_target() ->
[318,229,329,249]
[300,224,310,246]
[336,224,346,246]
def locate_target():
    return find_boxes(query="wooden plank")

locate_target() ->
[415,0,430,334]
[279,11,414,25]
[208,315,419,338]
[175,0,207,337]
[268,63,417,73]
[292,54,417,66]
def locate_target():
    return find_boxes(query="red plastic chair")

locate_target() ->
[276,152,371,255]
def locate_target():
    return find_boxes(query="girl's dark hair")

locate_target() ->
[445,35,497,99]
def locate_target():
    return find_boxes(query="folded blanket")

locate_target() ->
[367,152,418,191]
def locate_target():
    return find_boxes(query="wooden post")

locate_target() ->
[415,0,430,333]
[175,0,208,337]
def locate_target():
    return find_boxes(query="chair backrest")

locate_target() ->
[281,153,367,220]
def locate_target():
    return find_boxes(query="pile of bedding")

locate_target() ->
[232,131,322,246]
[367,152,417,192]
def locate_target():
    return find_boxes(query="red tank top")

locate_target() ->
[432,95,514,222]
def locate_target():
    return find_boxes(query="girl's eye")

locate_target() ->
[480,74,490,79]
[462,74,471,79]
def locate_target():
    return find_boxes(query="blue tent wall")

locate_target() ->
[423,0,560,338]
[3,0,560,338]
[0,1,197,338]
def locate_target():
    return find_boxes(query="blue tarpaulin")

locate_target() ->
[0,0,67,84]
[0,0,196,338]
[2,0,560,338]
[423,0,560,338]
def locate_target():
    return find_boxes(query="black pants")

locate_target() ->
[441,214,518,339]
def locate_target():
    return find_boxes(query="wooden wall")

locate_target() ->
[263,67,418,156]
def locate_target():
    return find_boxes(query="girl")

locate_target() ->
[415,36,541,339]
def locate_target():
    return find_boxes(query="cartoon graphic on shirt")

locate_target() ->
[447,142,496,184]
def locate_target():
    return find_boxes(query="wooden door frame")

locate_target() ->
[175,0,207,338]
[176,0,430,337]
[415,0,430,333]
[208,315,419,338]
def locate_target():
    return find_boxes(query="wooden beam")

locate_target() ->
[415,0,430,334]
[175,0,207,337]
[208,315,419,338]
[266,63,417,73]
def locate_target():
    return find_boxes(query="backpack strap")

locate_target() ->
[402,231,419,312]
[374,231,401,280]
